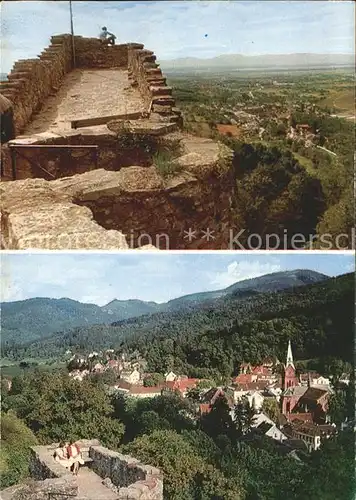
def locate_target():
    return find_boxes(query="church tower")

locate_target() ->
[283,340,298,390]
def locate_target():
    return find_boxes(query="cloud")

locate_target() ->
[0,253,352,306]
[210,259,282,288]
[1,1,354,72]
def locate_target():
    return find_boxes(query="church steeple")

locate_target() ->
[286,340,295,369]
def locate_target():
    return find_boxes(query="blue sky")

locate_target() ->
[1,1,354,73]
[1,252,354,305]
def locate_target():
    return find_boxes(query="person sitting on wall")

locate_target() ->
[53,441,74,470]
[99,26,116,46]
[67,440,84,475]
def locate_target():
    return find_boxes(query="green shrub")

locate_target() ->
[153,150,183,179]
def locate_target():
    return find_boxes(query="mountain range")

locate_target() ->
[1,269,328,346]
[160,53,354,71]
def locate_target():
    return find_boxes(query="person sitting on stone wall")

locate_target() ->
[53,441,74,470]
[67,440,84,475]
[99,27,116,46]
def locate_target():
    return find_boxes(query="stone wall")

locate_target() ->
[128,45,182,125]
[0,35,73,135]
[1,135,234,250]
[0,34,180,139]
[0,129,170,181]
[73,36,129,68]
[1,441,163,500]
[90,445,163,500]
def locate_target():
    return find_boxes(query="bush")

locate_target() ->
[153,150,183,179]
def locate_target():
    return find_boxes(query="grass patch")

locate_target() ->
[153,150,183,179]
[292,152,316,176]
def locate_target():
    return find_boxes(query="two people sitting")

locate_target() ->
[99,27,116,46]
[54,440,84,475]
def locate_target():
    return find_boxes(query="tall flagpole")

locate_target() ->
[69,0,76,68]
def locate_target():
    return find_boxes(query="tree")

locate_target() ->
[234,397,255,437]
[143,373,165,387]
[261,398,281,423]
[7,372,125,449]
[192,464,245,500]
[0,411,37,488]
[200,395,233,438]
[123,430,204,499]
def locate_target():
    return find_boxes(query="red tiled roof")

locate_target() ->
[252,366,272,376]
[287,413,313,423]
[233,374,254,384]
[300,387,329,402]
[235,382,267,391]
[172,378,199,391]
[130,385,163,395]
[199,404,212,414]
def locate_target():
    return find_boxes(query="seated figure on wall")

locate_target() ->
[99,27,116,46]
[53,442,74,470]
[67,440,85,475]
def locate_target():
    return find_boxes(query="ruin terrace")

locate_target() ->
[0,35,234,250]
[1,440,163,500]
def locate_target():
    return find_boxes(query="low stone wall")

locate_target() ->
[0,128,173,181]
[1,442,163,500]
[73,36,129,68]
[0,35,73,135]
[0,33,181,143]
[128,45,182,125]
[90,445,163,500]
[1,134,234,250]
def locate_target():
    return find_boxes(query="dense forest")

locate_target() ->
[1,270,327,346]
[4,273,353,380]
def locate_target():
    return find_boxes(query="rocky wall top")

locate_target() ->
[90,445,163,500]
[72,36,130,68]
[128,45,182,125]
[0,34,181,138]
[0,35,73,135]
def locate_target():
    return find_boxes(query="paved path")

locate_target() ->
[24,69,146,135]
[76,467,118,499]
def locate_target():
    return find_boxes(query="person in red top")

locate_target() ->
[67,440,84,475]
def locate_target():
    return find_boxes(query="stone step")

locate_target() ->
[8,71,30,80]
[149,85,172,96]
[0,91,16,100]
[137,49,154,57]
[146,77,166,85]
[152,104,173,114]
[127,42,144,50]
[143,62,160,70]
[152,96,175,106]
[144,67,162,76]
[142,55,157,64]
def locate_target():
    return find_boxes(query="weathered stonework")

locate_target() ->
[90,446,163,500]
[0,34,234,249]
[1,134,234,249]
[0,34,181,137]
[0,441,163,500]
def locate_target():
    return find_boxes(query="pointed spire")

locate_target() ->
[286,340,295,369]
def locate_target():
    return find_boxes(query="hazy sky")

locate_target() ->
[1,1,354,72]
[1,252,354,305]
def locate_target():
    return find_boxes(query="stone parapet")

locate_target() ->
[0,134,234,250]
[72,36,129,68]
[90,445,163,500]
[127,45,182,126]
[1,35,73,135]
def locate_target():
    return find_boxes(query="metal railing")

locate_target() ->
[7,144,99,180]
